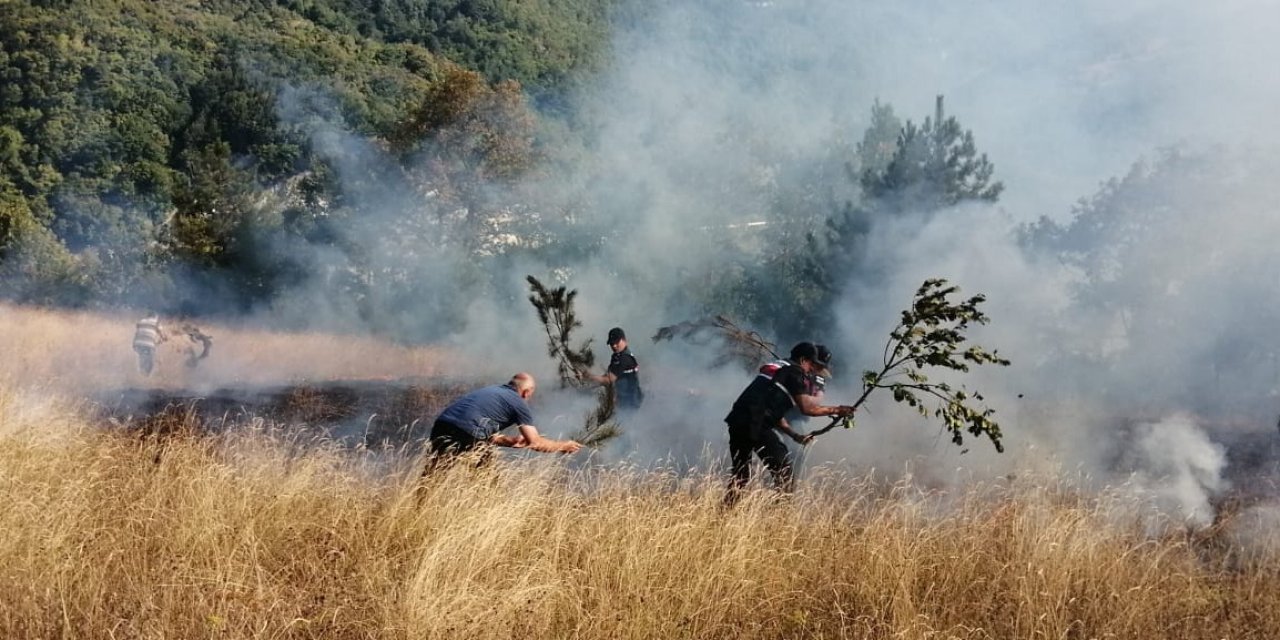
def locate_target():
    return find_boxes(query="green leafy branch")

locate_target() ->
[811,278,1011,452]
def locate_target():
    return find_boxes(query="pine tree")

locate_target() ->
[863,95,1003,209]
[803,96,1004,334]
[855,98,901,181]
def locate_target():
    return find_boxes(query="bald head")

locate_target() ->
[509,372,536,399]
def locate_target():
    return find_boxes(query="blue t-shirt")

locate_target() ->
[437,384,535,439]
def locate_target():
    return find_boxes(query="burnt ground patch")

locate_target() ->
[1101,413,1280,498]
[94,378,475,450]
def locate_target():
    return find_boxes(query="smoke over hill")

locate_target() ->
[8,0,1280,527]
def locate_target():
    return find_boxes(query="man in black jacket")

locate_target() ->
[581,326,644,411]
[724,341,853,503]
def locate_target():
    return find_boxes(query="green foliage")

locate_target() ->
[1021,148,1219,310]
[278,0,616,91]
[812,278,1011,452]
[177,61,304,180]
[0,0,613,316]
[392,64,539,248]
[778,96,1004,339]
[0,183,31,250]
[1021,147,1280,413]
[863,96,1003,207]
[0,186,89,304]
[0,0,1013,362]
[526,274,595,387]
[527,273,621,448]
[856,98,902,180]
[167,141,263,268]
[571,384,621,449]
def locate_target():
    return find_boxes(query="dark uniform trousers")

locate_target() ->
[726,415,796,501]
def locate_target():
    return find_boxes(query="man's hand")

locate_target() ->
[528,442,557,453]
[491,434,528,448]
[791,431,814,446]
[834,405,856,417]
[528,439,581,454]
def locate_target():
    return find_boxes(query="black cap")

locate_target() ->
[607,327,626,345]
[814,344,832,368]
[789,341,818,362]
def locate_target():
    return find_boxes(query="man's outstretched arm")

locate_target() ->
[795,394,855,418]
[491,425,581,454]
[578,369,617,386]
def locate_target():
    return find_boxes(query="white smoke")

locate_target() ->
[191,0,1280,523]
[1127,414,1230,529]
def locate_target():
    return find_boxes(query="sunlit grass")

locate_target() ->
[1,383,1278,639]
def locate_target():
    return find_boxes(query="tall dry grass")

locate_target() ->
[0,303,454,392]
[1,383,1278,639]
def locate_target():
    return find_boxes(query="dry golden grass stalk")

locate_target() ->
[2,381,1279,639]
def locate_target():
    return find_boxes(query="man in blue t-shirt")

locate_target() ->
[426,373,581,470]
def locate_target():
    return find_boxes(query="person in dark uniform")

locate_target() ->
[423,373,582,474]
[723,341,854,504]
[810,343,833,397]
[581,327,644,411]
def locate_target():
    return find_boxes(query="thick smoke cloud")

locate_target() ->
[206,0,1280,523]
[522,0,1280,517]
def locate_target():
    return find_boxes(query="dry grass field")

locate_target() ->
[0,304,453,392]
[2,306,1280,639]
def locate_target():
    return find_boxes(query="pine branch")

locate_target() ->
[526,274,620,448]
[652,315,779,372]
[570,383,621,448]
[526,275,595,388]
